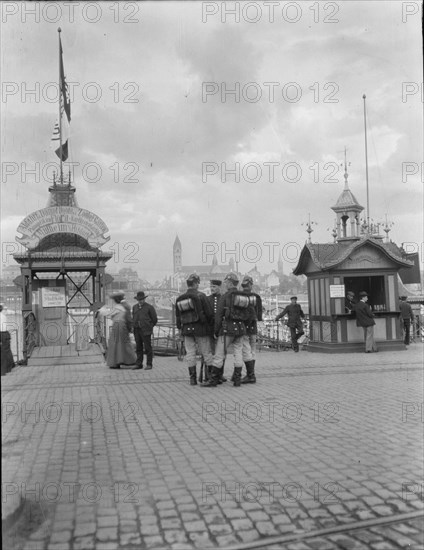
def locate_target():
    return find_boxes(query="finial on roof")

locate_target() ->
[343,146,351,190]
[301,213,317,243]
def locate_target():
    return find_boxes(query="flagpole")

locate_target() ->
[363,94,370,230]
[58,27,63,185]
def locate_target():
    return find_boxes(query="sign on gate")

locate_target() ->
[41,287,66,308]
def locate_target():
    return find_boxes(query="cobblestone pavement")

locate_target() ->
[2,344,423,549]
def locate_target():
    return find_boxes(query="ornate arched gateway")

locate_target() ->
[13,29,113,364]
[13,180,113,364]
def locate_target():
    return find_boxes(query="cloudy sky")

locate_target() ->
[1,1,422,282]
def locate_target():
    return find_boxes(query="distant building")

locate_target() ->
[172,235,238,288]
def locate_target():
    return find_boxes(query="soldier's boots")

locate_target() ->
[241,360,256,384]
[217,368,227,384]
[201,366,220,387]
[232,367,243,387]
[188,366,197,385]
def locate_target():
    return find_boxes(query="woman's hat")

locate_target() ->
[109,291,125,299]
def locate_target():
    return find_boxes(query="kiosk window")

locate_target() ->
[344,275,386,309]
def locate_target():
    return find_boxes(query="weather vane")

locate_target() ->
[301,213,317,243]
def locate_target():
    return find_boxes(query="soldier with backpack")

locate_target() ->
[175,273,214,386]
[202,272,251,388]
[240,275,262,384]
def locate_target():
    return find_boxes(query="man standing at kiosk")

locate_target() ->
[354,291,378,353]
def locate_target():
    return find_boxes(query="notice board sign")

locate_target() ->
[330,284,345,298]
[41,287,66,308]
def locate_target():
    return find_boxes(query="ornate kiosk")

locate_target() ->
[293,165,414,353]
[13,181,113,364]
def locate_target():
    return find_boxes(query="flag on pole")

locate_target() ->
[59,34,71,123]
[51,119,69,161]
[51,32,71,161]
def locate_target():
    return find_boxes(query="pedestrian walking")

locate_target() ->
[105,292,137,369]
[399,296,414,346]
[202,272,248,387]
[354,291,378,353]
[240,275,262,384]
[274,296,305,352]
[175,274,214,386]
[132,291,158,370]
[0,304,15,376]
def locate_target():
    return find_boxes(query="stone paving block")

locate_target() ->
[370,542,401,550]
[237,528,261,542]
[50,530,72,544]
[140,522,160,535]
[307,538,340,549]
[120,520,138,533]
[353,530,384,543]
[247,509,271,521]
[328,533,369,549]
[159,507,179,518]
[47,544,71,550]
[96,527,118,542]
[256,520,279,535]
[163,530,188,544]
[120,532,142,546]
[74,522,97,537]
[356,509,377,521]
[141,534,166,547]
[215,533,240,546]
[184,519,207,532]
[286,542,313,550]
[73,536,95,550]
[362,496,385,506]
[187,532,215,547]
[161,517,182,529]
[96,543,121,550]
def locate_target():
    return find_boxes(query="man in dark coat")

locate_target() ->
[206,279,226,383]
[202,272,248,387]
[354,291,377,353]
[132,291,158,370]
[176,274,214,386]
[274,296,305,352]
[345,290,357,315]
[399,296,414,346]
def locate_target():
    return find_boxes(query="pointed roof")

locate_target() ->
[331,152,364,213]
[293,236,414,275]
[173,235,182,249]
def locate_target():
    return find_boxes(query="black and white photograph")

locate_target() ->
[1,1,423,549]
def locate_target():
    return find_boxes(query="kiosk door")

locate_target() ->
[36,280,68,347]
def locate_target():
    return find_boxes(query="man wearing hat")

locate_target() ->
[274,296,305,352]
[175,274,214,385]
[202,272,247,387]
[354,291,377,352]
[399,295,414,346]
[132,291,158,369]
[240,275,262,383]
[345,290,357,315]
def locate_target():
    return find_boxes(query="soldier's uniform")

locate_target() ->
[205,279,227,384]
[175,274,214,385]
[202,273,248,387]
[240,275,262,384]
[275,297,305,352]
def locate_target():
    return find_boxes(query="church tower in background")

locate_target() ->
[173,235,182,272]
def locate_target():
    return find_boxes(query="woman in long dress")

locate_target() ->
[106,293,137,369]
